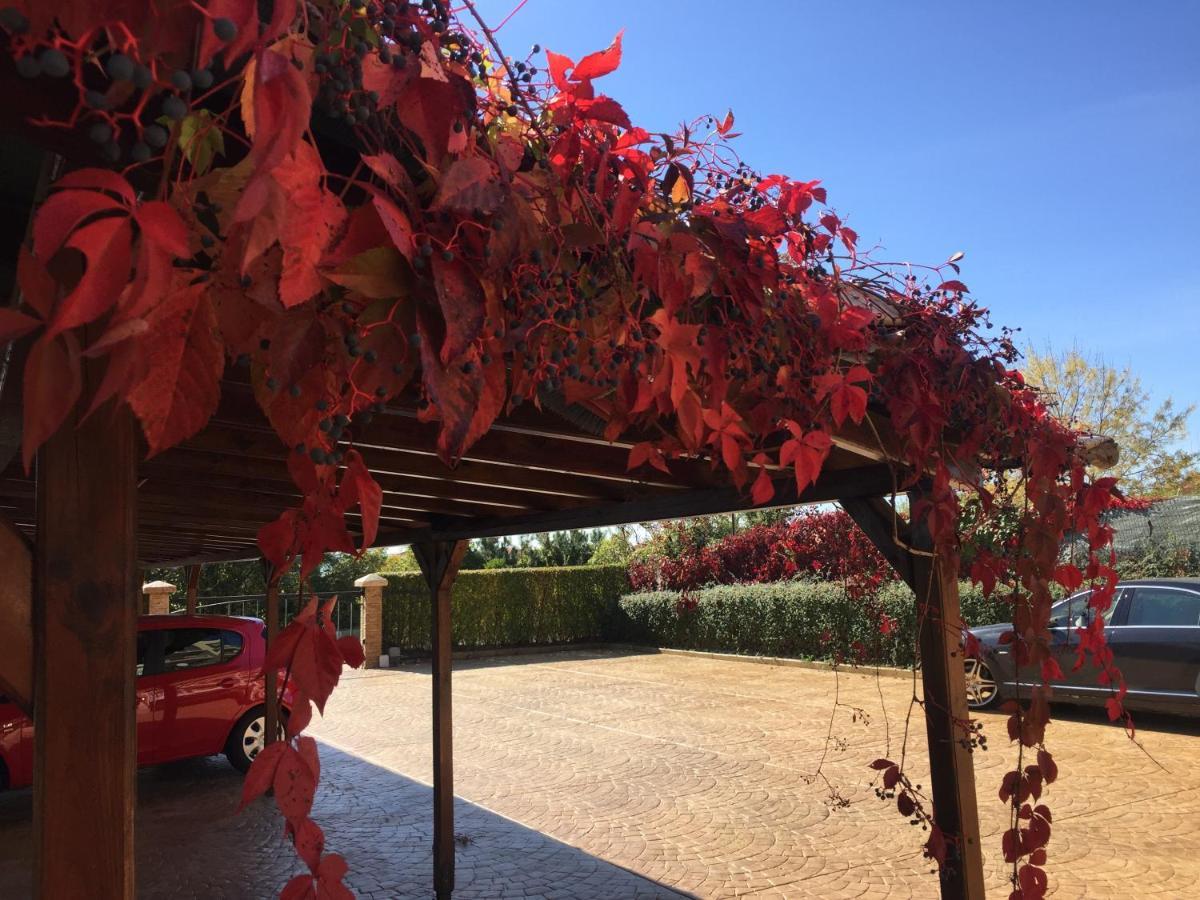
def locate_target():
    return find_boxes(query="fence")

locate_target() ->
[171,590,363,639]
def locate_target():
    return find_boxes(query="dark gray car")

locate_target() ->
[965,578,1200,716]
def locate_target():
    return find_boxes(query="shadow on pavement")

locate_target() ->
[0,743,693,900]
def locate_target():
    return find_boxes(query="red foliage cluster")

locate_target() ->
[629,509,896,598]
[0,0,1128,895]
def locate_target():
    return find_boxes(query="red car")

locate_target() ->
[0,615,291,791]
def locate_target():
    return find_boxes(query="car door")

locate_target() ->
[143,627,248,761]
[1047,590,1125,701]
[136,629,165,765]
[1109,585,1200,702]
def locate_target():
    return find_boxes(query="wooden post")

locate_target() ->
[184,564,201,615]
[843,494,985,900]
[412,540,466,900]
[34,371,138,897]
[264,573,280,745]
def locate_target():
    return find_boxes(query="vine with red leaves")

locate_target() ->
[0,1,1132,896]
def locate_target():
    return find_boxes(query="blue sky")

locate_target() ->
[478,0,1200,451]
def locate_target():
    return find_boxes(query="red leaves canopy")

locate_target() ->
[2,3,1124,897]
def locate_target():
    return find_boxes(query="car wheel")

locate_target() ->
[964,658,1000,709]
[226,707,268,773]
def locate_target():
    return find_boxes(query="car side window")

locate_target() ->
[136,632,148,676]
[1049,592,1090,628]
[162,629,225,672]
[1126,588,1200,627]
[220,630,244,663]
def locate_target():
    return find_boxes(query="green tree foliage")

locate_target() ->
[1024,345,1198,496]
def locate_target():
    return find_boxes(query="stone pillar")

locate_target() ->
[142,580,176,616]
[355,573,388,668]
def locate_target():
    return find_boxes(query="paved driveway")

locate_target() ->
[2,648,1199,897]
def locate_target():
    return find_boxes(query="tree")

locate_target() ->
[1024,345,1197,496]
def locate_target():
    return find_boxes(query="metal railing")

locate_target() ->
[173,590,363,638]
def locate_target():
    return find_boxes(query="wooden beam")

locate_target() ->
[849,490,984,898]
[34,379,138,897]
[841,497,913,587]
[423,463,901,541]
[412,540,467,900]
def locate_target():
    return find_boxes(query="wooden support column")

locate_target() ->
[34,374,138,897]
[843,494,985,900]
[412,540,467,900]
[264,572,280,745]
[184,564,201,615]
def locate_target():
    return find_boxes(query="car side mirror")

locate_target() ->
[1072,612,1089,629]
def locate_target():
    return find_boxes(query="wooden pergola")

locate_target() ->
[0,128,986,899]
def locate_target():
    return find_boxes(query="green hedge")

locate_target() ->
[618,580,1013,668]
[381,564,630,651]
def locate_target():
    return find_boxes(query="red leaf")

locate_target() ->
[16,247,56,319]
[126,283,223,455]
[896,791,916,816]
[47,217,133,338]
[628,441,671,475]
[576,96,631,130]
[135,201,190,259]
[0,309,41,344]
[572,31,623,82]
[239,740,289,810]
[433,156,503,215]
[279,874,317,900]
[371,193,415,262]
[937,280,969,293]
[545,50,574,91]
[397,77,469,164]
[337,635,365,669]
[53,169,136,204]
[339,449,382,549]
[286,695,312,739]
[258,509,299,571]
[716,109,736,135]
[870,758,895,770]
[21,331,82,471]
[251,48,311,175]
[1036,749,1058,785]
[362,153,412,192]
[432,256,485,365]
[289,817,325,872]
[32,189,125,262]
[750,466,775,505]
[925,825,947,865]
[273,742,317,820]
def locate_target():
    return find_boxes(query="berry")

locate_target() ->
[101,141,121,162]
[132,64,153,89]
[15,55,40,78]
[105,53,134,82]
[85,90,109,109]
[213,17,237,42]
[40,48,70,78]
[143,124,168,148]
[161,95,188,120]
[170,69,192,91]
[0,8,29,33]
[130,142,151,163]
[309,447,326,464]
[88,122,113,144]
[288,384,302,398]
[191,68,214,90]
